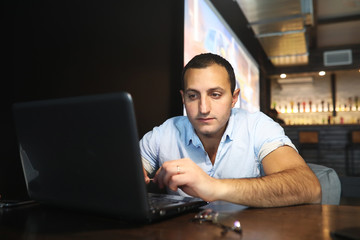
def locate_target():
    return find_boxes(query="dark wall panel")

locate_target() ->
[12,0,184,134]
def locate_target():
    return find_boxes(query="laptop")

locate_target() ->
[12,92,207,222]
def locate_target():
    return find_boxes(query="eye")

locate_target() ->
[210,92,222,99]
[187,92,198,100]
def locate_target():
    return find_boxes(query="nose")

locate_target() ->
[199,96,210,115]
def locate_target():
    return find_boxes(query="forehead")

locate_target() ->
[183,64,231,90]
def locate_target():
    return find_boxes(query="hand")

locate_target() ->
[153,158,217,202]
[143,166,150,184]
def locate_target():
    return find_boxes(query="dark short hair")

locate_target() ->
[181,53,236,93]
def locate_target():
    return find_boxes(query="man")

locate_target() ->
[267,108,285,125]
[140,53,321,207]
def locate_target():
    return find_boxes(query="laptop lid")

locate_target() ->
[13,92,206,222]
[12,92,158,221]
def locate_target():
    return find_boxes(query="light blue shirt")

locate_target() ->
[140,108,296,179]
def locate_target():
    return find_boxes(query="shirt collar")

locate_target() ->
[184,120,202,147]
[222,109,235,142]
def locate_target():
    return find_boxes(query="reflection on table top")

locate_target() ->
[1,203,360,240]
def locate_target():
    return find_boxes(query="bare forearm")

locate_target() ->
[214,166,321,207]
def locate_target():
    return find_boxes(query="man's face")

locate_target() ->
[180,64,239,140]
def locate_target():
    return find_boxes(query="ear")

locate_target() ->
[231,89,240,108]
[180,90,185,104]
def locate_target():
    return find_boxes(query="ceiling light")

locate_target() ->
[280,73,287,79]
[319,71,326,76]
[277,77,313,84]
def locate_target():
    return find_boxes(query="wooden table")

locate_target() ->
[1,203,360,239]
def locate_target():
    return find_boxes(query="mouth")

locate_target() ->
[197,117,215,123]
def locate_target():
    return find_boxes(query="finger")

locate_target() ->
[143,167,150,184]
[162,164,182,188]
[153,167,165,188]
[154,160,186,188]
[167,174,185,192]
[155,162,179,189]
[167,174,200,198]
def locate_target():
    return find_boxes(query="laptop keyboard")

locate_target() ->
[148,193,193,209]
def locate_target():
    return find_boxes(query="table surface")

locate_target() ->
[1,203,360,240]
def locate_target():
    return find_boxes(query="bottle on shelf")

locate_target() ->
[302,101,306,113]
[349,97,352,111]
[297,102,301,113]
[355,96,359,111]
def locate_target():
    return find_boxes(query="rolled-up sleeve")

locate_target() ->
[253,114,297,162]
[139,127,161,173]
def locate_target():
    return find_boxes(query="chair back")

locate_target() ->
[351,131,360,143]
[308,163,341,205]
[299,131,319,144]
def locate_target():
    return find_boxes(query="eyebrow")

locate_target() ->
[185,87,225,93]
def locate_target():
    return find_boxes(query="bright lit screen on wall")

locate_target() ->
[184,0,260,112]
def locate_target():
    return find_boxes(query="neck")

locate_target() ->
[197,132,224,165]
